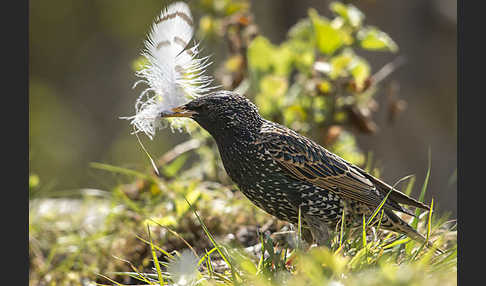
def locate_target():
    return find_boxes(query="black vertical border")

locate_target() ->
[2,0,29,283]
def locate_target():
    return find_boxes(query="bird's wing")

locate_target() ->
[353,165,429,210]
[257,121,428,214]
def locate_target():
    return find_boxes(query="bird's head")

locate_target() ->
[160,91,263,139]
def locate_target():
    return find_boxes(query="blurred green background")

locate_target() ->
[29,0,456,215]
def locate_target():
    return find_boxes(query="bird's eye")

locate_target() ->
[194,104,205,112]
[187,101,203,111]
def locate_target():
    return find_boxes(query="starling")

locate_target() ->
[160,91,431,245]
[122,1,431,246]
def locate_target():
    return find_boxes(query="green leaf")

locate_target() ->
[260,75,288,96]
[273,44,295,76]
[162,153,188,177]
[29,174,40,189]
[327,49,370,91]
[358,27,398,52]
[350,57,371,91]
[283,104,307,126]
[247,36,274,72]
[329,130,365,165]
[198,15,217,37]
[329,50,353,79]
[330,2,365,28]
[255,75,288,116]
[288,18,314,43]
[317,80,333,94]
[309,8,345,55]
[287,19,316,72]
[225,3,249,15]
[247,36,295,76]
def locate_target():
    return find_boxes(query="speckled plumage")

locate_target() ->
[165,91,430,245]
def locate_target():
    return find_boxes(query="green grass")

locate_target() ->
[100,195,456,286]
[29,155,456,286]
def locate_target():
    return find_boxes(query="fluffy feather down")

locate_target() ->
[122,1,216,139]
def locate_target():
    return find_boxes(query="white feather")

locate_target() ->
[121,1,217,139]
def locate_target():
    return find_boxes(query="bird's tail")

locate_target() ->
[381,209,444,254]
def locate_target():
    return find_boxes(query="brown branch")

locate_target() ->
[370,56,406,86]
[157,138,201,166]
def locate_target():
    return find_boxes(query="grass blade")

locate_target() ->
[147,225,165,286]
[95,273,127,286]
[366,189,392,226]
[426,198,434,242]
[364,151,374,172]
[410,199,435,261]
[411,148,432,229]
[297,206,303,250]
[362,214,367,249]
[382,237,411,249]
[135,234,174,260]
[198,247,218,266]
[367,175,414,227]
[90,162,154,182]
[148,218,198,258]
[403,175,416,196]
[111,255,152,284]
[339,204,346,249]
[376,209,384,232]
[184,197,238,282]
[206,249,214,279]
[135,129,160,176]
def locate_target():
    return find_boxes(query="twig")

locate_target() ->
[370,56,406,86]
[157,138,201,166]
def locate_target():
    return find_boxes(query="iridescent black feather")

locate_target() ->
[179,91,429,244]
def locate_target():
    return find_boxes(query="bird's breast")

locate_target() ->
[217,141,301,219]
[218,141,273,185]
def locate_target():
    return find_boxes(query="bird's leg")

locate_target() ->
[304,216,331,247]
[309,225,330,246]
[270,228,312,249]
[271,230,298,248]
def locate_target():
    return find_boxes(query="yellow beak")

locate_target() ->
[160,106,197,118]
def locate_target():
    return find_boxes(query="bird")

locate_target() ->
[159,91,431,246]
[122,2,432,247]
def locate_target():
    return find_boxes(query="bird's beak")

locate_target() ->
[160,105,197,118]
